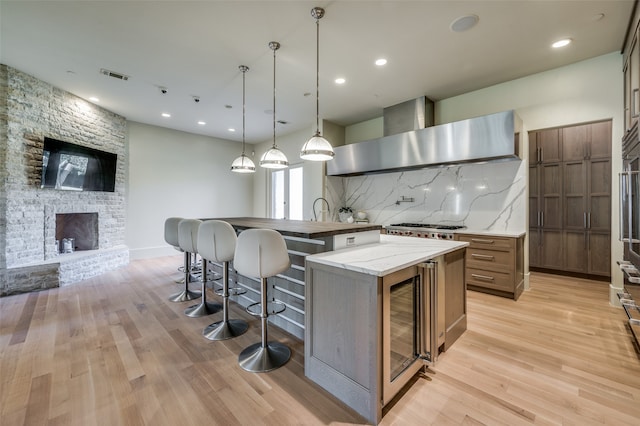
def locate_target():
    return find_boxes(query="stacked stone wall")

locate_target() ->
[0,64,129,295]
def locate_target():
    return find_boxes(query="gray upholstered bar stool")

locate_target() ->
[181,219,222,317]
[199,220,248,340]
[234,228,291,372]
[168,219,202,303]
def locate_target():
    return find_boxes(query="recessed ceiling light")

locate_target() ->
[161,113,171,118]
[197,121,206,125]
[552,38,572,48]
[228,128,236,132]
[335,78,346,85]
[89,97,99,102]
[375,58,387,66]
[450,14,479,32]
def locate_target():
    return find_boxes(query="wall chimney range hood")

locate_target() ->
[327,109,522,177]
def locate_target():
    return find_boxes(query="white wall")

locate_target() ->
[126,122,254,259]
[345,117,383,144]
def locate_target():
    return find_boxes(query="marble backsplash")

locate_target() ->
[326,159,526,233]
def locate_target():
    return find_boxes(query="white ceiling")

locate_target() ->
[0,1,634,144]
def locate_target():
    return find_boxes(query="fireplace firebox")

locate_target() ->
[56,213,99,252]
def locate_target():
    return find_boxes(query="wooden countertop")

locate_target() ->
[201,217,382,239]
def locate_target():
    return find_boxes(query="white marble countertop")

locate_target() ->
[457,229,526,238]
[305,234,468,277]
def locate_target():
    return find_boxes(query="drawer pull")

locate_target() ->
[471,253,495,260]
[471,238,494,244]
[471,273,495,281]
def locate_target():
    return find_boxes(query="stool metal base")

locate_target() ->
[168,289,201,303]
[238,342,291,373]
[184,301,222,318]
[175,273,199,284]
[246,301,286,316]
[203,319,249,341]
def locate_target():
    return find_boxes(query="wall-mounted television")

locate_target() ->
[41,137,117,192]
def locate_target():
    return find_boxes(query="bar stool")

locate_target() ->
[164,217,186,282]
[181,219,222,317]
[199,220,248,340]
[234,229,291,372]
[168,219,202,303]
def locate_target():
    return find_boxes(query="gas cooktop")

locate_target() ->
[389,223,466,230]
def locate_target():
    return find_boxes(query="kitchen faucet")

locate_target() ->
[313,197,330,221]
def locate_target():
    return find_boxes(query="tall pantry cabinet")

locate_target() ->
[529,121,612,277]
[528,129,563,270]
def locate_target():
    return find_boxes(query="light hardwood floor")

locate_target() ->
[1,256,639,425]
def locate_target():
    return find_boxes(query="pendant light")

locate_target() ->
[260,41,289,169]
[230,65,256,173]
[300,6,334,161]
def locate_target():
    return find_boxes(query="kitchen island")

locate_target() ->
[202,217,383,339]
[304,235,468,424]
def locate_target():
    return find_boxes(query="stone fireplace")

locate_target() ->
[0,64,129,296]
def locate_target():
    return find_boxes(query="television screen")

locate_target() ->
[41,137,117,192]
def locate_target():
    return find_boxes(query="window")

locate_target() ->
[271,165,303,220]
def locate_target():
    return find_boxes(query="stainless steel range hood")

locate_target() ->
[327,110,522,177]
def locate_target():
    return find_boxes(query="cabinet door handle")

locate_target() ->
[634,88,639,118]
[472,253,495,260]
[584,212,587,229]
[541,211,544,227]
[588,212,591,229]
[471,273,495,281]
[539,147,543,162]
[471,238,494,244]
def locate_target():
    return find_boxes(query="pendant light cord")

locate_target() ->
[315,14,320,135]
[273,43,277,149]
[241,66,247,155]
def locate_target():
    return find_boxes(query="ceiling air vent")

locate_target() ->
[100,68,129,81]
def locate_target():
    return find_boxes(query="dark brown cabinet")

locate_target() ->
[457,234,524,300]
[624,5,640,138]
[529,128,562,164]
[529,129,564,271]
[562,121,612,161]
[529,121,611,277]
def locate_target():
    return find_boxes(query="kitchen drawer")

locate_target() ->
[457,234,514,251]
[466,248,513,270]
[467,267,514,293]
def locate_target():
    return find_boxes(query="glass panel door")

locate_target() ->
[389,277,418,381]
[271,169,286,219]
[289,165,303,220]
[270,164,303,220]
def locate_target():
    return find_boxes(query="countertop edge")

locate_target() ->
[457,230,526,238]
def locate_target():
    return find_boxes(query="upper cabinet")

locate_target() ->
[529,128,562,164]
[562,121,612,161]
[623,1,640,139]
